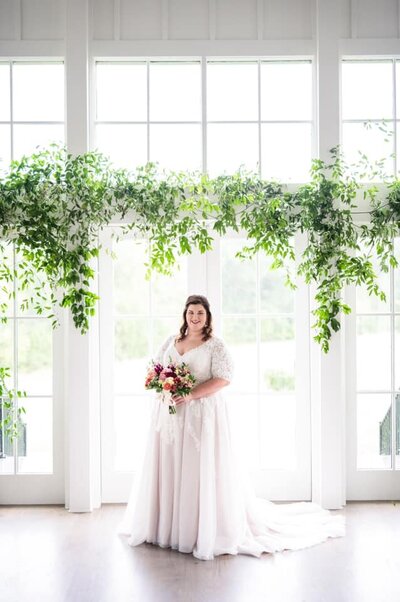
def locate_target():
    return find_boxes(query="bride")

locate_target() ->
[117,294,345,560]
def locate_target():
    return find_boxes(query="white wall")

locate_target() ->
[0,0,399,43]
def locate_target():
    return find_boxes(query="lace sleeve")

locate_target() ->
[154,334,175,365]
[211,337,234,382]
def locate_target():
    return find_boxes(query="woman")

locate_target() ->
[117,294,345,560]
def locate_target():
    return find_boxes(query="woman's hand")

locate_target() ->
[172,392,193,406]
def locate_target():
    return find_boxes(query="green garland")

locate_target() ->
[0,144,399,438]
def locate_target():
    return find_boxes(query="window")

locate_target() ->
[0,61,64,474]
[207,61,312,181]
[111,233,188,472]
[356,239,400,471]
[0,244,54,474]
[221,238,296,470]
[106,233,297,476]
[94,59,313,182]
[342,59,399,179]
[0,62,64,172]
[95,61,202,173]
[95,60,312,499]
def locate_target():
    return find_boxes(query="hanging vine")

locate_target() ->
[0,143,399,437]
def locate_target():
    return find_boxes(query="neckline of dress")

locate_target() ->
[173,337,212,358]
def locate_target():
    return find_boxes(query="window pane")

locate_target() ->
[13,64,64,121]
[0,125,11,173]
[259,394,296,469]
[18,319,52,396]
[113,239,149,315]
[222,317,257,393]
[396,123,400,177]
[394,317,400,390]
[114,317,149,394]
[395,238,400,312]
[259,254,294,314]
[96,63,147,121]
[0,322,14,381]
[0,64,10,120]
[342,122,394,179]
[357,393,392,469]
[221,239,256,314]
[342,61,393,120]
[356,316,391,391]
[229,393,259,468]
[260,317,295,393]
[356,253,390,313]
[153,318,181,353]
[150,124,202,172]
[151,256,187,316]
[0,426,14,474]
[207,123,258,176]
[207,63,258,121]
[95,124,147,171]
[16,397,53,473]
[261,123,311,182]
[261,62,312,121]
[150,63,201,122]
[0,241,14,317]
[114,394,153,471]
[396,61,400,117]
[13,124,64,161]
[16,250,52,317]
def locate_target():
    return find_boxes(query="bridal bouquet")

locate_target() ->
[145,359,196,414]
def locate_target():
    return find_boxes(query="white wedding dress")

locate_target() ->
[117,334,345,560]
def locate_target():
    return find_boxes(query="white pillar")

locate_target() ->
[311,0,346,509]
[64,0,101,512]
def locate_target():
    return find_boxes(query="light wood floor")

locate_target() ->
[1,502,399,602]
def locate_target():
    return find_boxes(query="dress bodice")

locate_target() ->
[155,334,234,385]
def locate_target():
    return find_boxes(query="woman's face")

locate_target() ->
[186,303,207,333]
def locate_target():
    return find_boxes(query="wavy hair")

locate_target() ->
[177,294,213,342]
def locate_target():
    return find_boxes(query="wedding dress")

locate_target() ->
[117,334,345,560]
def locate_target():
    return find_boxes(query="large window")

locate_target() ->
[94,59,313,182]
[342,59,400,474]
[96,59,312,500]
[0,62,64,474]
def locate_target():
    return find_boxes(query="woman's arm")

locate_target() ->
[172,377,229,405]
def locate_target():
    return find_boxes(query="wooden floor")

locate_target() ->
[0,502,399,602]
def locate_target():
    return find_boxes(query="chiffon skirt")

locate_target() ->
[116,393,345,560]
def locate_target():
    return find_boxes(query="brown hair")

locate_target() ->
[177,294,213,342]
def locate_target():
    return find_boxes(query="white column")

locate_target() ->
[64,0,101,512]
[311,0,346,509]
